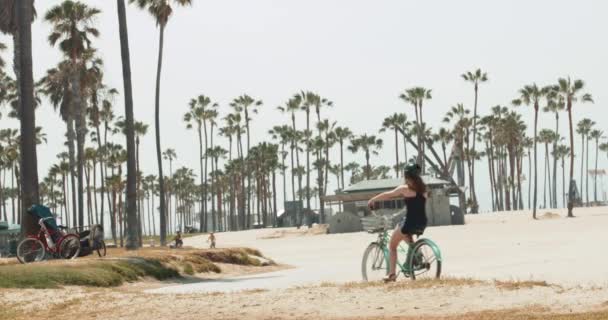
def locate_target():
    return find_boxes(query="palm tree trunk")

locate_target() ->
[117,0,139,249]
[543,144,548,209]
[198,124,204,231]
[579,134,584,203]
[567,106,575,217]
[528,148,532,210]
[203,119,208,232]
[340,140,345,190]
[16,0,40,236]
[594,137,599,203]
[562,155,566,208]
[211,124,216,231]
[393,128,400,177]
[585,134,590,205]
[533,108,538,219]
[67,118,78,227]
[95,125,106,231]
[154,24,167,245]
[306,110,311,211]
[552,112,559,208]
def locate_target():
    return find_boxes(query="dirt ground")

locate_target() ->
[2,207,608,319]
[2,278,608,320]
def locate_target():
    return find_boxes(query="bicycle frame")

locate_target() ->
[29,218,68,255]
[374,230,442,275]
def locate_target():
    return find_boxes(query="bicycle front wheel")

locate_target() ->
[409,240,442,280]
[58,234,81,260]
[16,238,46,264]
[361,242,388,281]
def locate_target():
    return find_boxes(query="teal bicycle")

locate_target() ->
[361,213,442,281]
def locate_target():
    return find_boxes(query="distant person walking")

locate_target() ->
[368,162,428,282]
[207,233,216,249]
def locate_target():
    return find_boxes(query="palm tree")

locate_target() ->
[538,129,557,209]
[512,84,546,219]
[399,87,432,172]
[130,0,192,245]
[114,0,139,249]
[576,118,594,205]
[162,147,176,231]
[334,126,353,190]
[231,94,262,226]
[589,130,604,203]
[462,69,488,212]
[380,113,407,177]
[277,95,303,224]
[7,0,39,235]
[348,134,383,180]
[184,95,217,232]
[46,1,101,228]
[543,94,564,208]
[554,145,570,208]
[443,103,472,210]
[554,77,594,217]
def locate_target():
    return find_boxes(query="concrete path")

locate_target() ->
[149,207,608,294]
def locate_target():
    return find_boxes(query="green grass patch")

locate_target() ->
[0,247,272,289]
[0,258,179,289]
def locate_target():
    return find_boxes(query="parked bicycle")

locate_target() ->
[16,205,81,264]
[361,212,442,281]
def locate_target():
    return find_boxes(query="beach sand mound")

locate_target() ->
[539,212,561,219]
[258,224,329,239]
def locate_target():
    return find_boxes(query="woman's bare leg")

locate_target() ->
[388,227,407,276]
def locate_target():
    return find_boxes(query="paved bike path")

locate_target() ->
[148,230,370,294]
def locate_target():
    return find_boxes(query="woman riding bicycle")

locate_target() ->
[367,162,427,282]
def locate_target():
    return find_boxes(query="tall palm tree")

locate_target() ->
[589,130,604,203]
[399,87,432,172]
[538,129,556,209]
[184,95,217,232]
[130,0,192,245]
[512,84,546,219]
[554,77,594,217]
[462,69,488,212]
[46,0,101,227]
[334,126,353,190]
[231,94,262,226]
[576,118,594,205]
[277,95,303,224]
[7,0,39,235]
[543,94,564,208]
[348,134,383,180]
[380,113,407,177]
[115,0,139,249]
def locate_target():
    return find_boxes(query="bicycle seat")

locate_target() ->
[57,225,68,230]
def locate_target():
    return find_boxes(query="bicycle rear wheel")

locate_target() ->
[16,238,46,264]
[58,234,81,260]
[409,240,441,280]
[361,242,388,281]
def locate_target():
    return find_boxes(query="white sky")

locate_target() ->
[1,0,607,212]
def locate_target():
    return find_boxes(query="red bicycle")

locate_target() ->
[16,217,81,264]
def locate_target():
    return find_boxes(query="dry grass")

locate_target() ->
[494,279,554,290]
[0,247,270,289]
[306,277,483,291]
[339,306,608,320]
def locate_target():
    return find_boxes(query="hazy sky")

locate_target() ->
[1,0,607,212]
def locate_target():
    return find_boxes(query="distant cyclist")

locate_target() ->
[368,162,428,282]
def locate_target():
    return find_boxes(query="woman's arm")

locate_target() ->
[367,186,407,208]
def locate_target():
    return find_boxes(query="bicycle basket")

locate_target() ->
[361,215,392,232]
